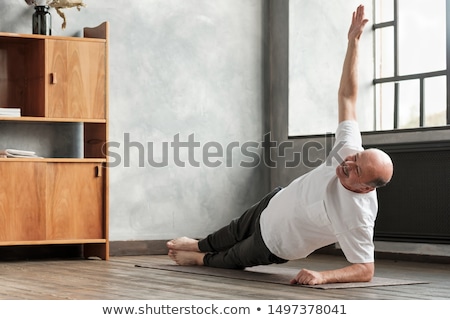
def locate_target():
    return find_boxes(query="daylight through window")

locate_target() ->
[373,0,449,130]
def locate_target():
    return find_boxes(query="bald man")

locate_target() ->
[167,5,393,285]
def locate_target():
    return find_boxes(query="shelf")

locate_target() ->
[0,31,106,43]
[0,239,107,247]
[0,158,106,163]
[0,116,106,123]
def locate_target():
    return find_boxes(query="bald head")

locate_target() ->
[362,148,393,188]
[336,148,394,193]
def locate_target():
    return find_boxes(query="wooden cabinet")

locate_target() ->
[0,23,109,260]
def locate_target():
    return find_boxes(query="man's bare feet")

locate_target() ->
[166,237,200,252]
[168,249,205,266]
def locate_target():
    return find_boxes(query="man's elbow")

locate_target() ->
[358,262,375,282]
[338,86,357,101]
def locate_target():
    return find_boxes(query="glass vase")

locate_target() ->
[32,5,52,35]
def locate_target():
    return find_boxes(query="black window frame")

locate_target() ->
[372,0,450,129]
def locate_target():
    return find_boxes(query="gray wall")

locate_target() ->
[1,0,270,241]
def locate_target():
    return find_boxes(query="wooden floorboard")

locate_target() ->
[0,254,449,300]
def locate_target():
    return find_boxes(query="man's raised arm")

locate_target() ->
[338,5,369,123]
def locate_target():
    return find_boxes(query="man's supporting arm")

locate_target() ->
[290,262,374,285]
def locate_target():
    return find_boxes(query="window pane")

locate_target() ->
[375,83,395,130]
[398,80,420,129]
[375,27,394,78]
[424,76,447,126]
[375,0,394,23]
[398,0,446,75]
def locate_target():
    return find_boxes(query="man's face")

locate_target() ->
[336,151,377,193]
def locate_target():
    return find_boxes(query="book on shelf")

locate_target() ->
[0,149,42,158]
[0,107,21,117]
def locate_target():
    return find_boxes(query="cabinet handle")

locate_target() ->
[51,72,57,84]
[95,165,102,177]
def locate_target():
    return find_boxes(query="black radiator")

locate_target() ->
[366,141,450,244]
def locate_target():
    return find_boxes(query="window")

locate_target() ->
[374,0,449,130]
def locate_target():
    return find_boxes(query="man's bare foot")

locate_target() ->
[168,249,205,266]
[166,237,200,252]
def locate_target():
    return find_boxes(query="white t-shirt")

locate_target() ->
[260,121,378,263]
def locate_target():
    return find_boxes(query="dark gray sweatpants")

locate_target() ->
[198,187,288,269]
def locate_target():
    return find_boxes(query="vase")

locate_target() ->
[32,5,52,35]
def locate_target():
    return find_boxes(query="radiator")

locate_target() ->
[367,141,450,244]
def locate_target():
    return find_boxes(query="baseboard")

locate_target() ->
[0,241,168,261]
[109,240,450,264]
[110,240,169,256]
[317,242,450,264]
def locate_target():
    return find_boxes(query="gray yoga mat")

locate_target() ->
[134,263,427,289]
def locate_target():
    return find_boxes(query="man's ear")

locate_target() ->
[361,185,375,193]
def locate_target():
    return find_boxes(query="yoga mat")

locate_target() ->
[134,263,427,289]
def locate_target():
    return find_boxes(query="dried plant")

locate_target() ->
[25,0,86,29]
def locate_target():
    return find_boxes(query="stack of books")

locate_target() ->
[0,107,21,117]
[0,149,42,158]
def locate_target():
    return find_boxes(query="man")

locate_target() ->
[167,5,393,285]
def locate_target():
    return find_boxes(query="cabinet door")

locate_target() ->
[0,162,46,241]
[47,39,106,119]
[46,162,105,240]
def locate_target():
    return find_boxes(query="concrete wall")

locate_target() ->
[1,0,270,242]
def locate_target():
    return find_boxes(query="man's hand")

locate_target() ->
[348,5,369,41]
[290,268,325,285]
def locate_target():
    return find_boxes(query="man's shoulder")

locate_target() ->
[334,120,362,150]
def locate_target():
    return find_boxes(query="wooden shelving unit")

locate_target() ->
[0,22,109,260]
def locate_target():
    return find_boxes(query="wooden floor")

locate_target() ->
[0,254,449,300]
